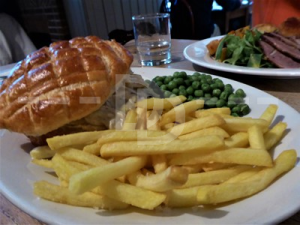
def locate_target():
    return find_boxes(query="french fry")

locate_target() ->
[224,132,249,148]
[69,156,147,194]
[264,122,287,151]
[92,179,166,210]
[31,159,53,168]
[161,122,176,130]
[170,148,273,167]
[127,166,189,192]
[165,186,199,208]
[248,125,266,150]
[136,107,147,130]
[159,99,205,126]
[201,162,234,172]
[168,114,225,136]
[222,117,269,134]
[122,109,137,130]
[34,181,129,209]
[194,107,231,118]
[197,150,297,204]
[136,95,186,110]
[146,110,161,130]
[47,130,114,150]
[58,147,109,167]
[151,155,168,173]
[52,153,82,181]
[179,165,251,188]
[30,145,55,159]
[178,126,229,140]
[82,143,100,155]
[260,104,278,126]
[97,130,175,150]
[181,164,203,173]
[100,135,224,157]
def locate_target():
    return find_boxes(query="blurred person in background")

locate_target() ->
[160,0,242,40]
[252,0,300,27]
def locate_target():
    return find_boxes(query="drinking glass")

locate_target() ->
[132,13,171,66]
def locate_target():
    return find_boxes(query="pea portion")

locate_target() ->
[151,71,251,116]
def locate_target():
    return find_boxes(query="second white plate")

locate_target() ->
[183,36,300,78]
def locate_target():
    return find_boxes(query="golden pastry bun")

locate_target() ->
[279,17,300,37]
[0,36,133,136]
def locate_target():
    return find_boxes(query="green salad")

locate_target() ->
[215,29,274,68]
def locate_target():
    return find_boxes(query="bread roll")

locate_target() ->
[0,36,133,136]
[279,17,300,38]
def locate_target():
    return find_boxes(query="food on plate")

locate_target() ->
[259,32,300,68]
[0,36,158,146]
[279,17,300,38]
[206,17,300,68]
[151,71,250,117]
[32,102,297,210]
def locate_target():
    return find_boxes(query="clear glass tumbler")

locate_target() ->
[132,13,172,66]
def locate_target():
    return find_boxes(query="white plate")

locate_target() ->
[183,36,300,78]
[1,67,300,225]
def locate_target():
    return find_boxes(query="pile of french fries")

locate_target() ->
[31,95,297,210]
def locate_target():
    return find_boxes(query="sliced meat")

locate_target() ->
[262,34,300,60]
[267,32,300,51]
[259,40,300,68]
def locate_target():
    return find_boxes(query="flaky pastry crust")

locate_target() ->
[0,36,133,136]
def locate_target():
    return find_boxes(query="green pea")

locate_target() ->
[231,105,241,114]
[174,77,184,86]
[186,87,194,95]
[164,90,172,98]
[216,81,224,90]
[202,83,211,93]
[204,93,212,98]
[173,71,180,78]
[241,104,250,115]
[191,76,200,81]
[179,89,187,96]
[216,99,226,107]
[235,88,246,98]
[192,81,201,90]
[156,81,163,87]
[231,112,239,117]
[179,71,187,78]
[184,80,191,86]
[194,90,204,97]
[155,76,164,82]
[205,99,216,108]
[168,81,177,90]
[212,89,222,97]
[160,84,168,91]
[179,85,186,90]
[193,72,201,77]
[187,95,194,101]
[205,77,213,84]
[224,84,233,93]
[227,100,237,108]
[172,88,179,95]
[210,83,218,89]
[220,91,229,100]
[170,94,177,98]
[164,77,172,84]
[210,97,219,103]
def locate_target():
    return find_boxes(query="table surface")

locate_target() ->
[1,39,299,225]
